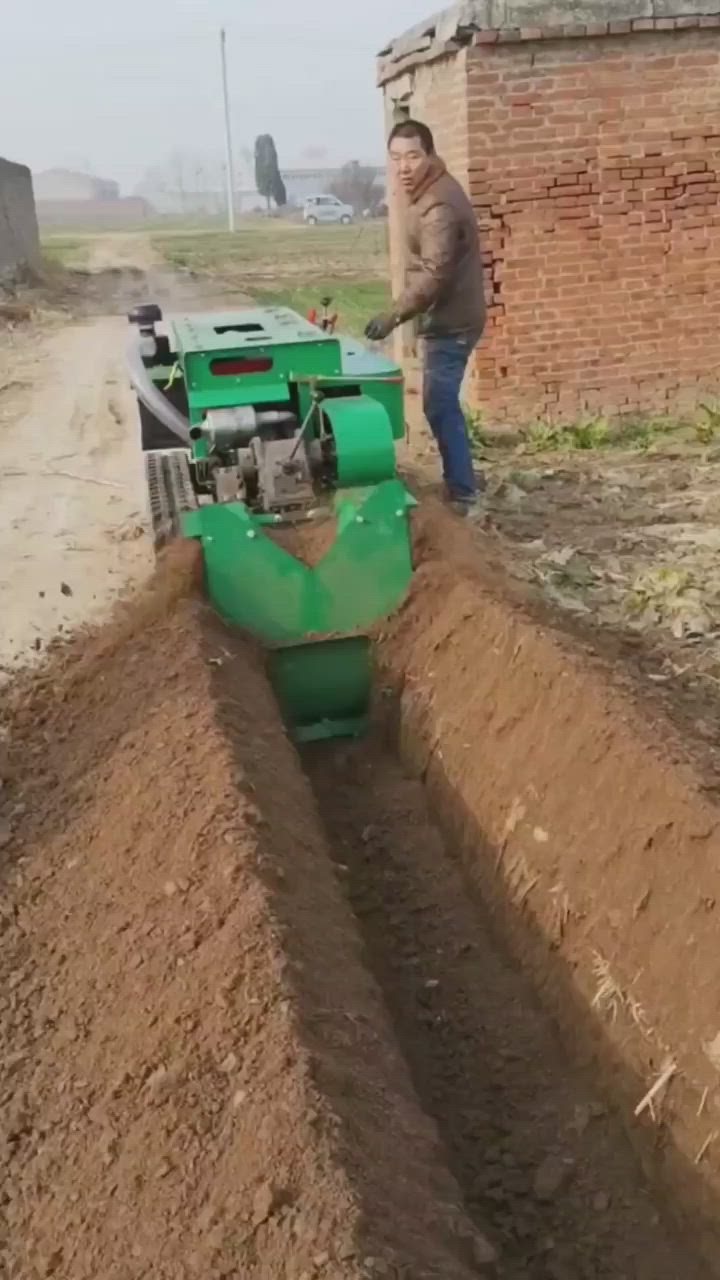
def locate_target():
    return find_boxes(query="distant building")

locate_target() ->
[36,198,153,229]
[32,167,153,229]
[282,166,385,206]
[132,166,386,217]
[33,168,120,202]
[137,188,262,217]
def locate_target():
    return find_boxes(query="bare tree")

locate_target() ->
[134,150,227,214]
[330,161,383,214]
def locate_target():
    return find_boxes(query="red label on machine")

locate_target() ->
[210,357,274,376]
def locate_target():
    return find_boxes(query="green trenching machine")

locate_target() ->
[127,301,415,742]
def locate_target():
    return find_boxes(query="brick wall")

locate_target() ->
[381,12,720,425]
[0,157,40,281]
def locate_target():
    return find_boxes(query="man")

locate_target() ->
[365,120,486,516]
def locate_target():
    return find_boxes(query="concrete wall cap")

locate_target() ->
[378,0,720,82]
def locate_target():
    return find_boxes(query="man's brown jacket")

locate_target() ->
[394,158,486,338]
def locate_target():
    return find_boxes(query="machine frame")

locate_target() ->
[128,302,415,742]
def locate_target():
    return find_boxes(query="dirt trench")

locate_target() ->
[0,547,492,1280]
[304,735,705,1280]
[371,501,720,1272]
[2,505,720,1277]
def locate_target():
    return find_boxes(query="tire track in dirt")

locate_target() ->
[0,316,153,674]
[304,733,712,1280]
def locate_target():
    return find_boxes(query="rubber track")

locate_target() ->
[145,449,197,549]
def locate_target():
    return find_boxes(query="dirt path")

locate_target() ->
[0,230,241,677]
[0,315,153,674]
[84,231,160,273]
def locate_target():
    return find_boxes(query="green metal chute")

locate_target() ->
[184,479,415,644]
[268,637,372,743]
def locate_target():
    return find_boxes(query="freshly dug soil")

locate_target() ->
[304,734,711,1280]
[266,514,338,567]
[375,498,720,1271]
[0,546,490,1280]
[4,494,720,1280]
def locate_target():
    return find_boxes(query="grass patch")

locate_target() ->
[697,403,720,444]
[152,224,390,339]
[520,415,686,454]
[153,223,388,283]
[523,419,611,452]
[463,404,487,458]
[41,237,90,269]
[248,281,389,339]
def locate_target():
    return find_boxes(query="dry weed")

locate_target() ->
[591,951,650,1036]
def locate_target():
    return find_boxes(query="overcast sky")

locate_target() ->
[2,0,436,192]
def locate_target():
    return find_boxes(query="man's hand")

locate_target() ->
[364,312,397,342]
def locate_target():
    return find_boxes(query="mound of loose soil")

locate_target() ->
[376,499,720,1271]
[266,514,338,568]
[0,546,490,1280]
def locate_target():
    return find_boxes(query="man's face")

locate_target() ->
[389,135,432,194]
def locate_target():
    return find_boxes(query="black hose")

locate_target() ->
[126,336,192,446]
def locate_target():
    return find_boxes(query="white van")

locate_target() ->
[303,195,354,225]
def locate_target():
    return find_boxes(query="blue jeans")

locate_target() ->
[423,332,479,503]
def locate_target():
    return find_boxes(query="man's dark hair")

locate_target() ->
[388,119,436,154]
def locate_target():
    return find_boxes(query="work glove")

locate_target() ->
[364,312,397,342]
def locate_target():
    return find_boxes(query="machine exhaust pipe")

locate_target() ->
[189,409,298,449]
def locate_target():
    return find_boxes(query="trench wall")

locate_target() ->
[378,503,720,1269]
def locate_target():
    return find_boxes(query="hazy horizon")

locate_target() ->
[2,0,436,194]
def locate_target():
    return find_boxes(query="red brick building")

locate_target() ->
[379,2,720,425]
